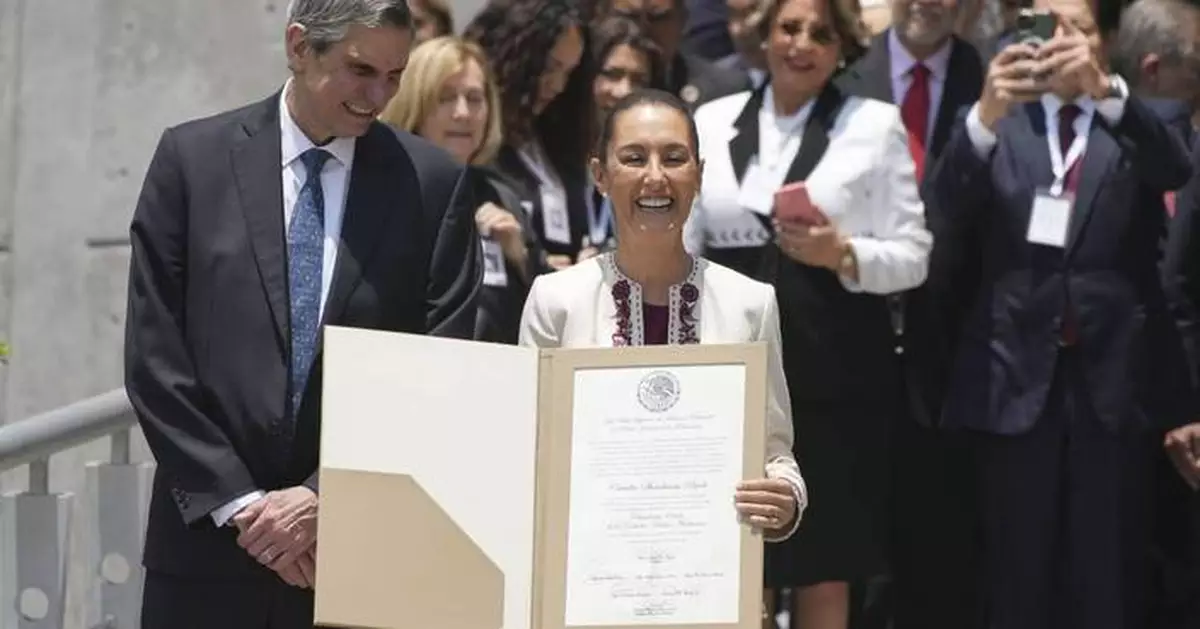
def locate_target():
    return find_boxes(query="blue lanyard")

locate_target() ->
[587,195,613,246]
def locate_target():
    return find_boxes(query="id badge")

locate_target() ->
[542,201,571,245]
[481,238,508,287]
[1026,188,1073,248]
[737,164,778,216]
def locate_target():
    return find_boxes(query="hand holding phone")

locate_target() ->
[773,181,826,226]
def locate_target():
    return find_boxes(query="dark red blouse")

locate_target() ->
[643,304,669,345]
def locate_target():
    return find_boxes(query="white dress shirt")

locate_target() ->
[888,29,953,146]
[210,81,357,527]
[686,90,932,294]
[962,76,1130,158]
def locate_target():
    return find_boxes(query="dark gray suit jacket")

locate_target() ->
[125,91,482,577]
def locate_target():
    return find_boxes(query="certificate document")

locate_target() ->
[563,364,747,626]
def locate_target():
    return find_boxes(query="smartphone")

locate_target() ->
[1015,9,1057,46]
[773,181,823,225]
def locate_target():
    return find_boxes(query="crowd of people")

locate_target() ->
[121,0,1200,628]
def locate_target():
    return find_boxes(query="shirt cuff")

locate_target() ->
[762,458,808,543]
[965,103,999,157]
[210,490,265,527]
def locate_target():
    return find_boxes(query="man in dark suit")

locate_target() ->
[598,0,751,107]
[836,4,984,629]
[123,1,481,627]
[715,0,768,89]
[1109,3,1200,624]
[926,0,1193,627]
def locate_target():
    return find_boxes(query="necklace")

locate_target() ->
[602,253,700,346]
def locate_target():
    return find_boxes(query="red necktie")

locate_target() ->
[1165,191,1177,217]
[900,63,930,181]
[1058,104,1083,193]
[1058,104,1083,345]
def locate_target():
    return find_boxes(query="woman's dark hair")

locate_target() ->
[757,0,867,68]
[464,0,595,165]
[590,16,667,92]
[593,88,699,163]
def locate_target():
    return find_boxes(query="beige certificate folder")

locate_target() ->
[314,326,768,629]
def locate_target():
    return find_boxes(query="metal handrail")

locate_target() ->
[0,387,134,476]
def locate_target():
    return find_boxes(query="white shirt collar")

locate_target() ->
[279,79,356,171]
[1040,91,1097,120]
[887,29,953,83]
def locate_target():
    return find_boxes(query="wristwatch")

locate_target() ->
[1097,73,1128,101]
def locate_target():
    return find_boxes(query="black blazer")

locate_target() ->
[494,144,589,260]
[927,95,1194,435]
[837,32,986,427]
[672,53,751,109]
[471,165,553,344]
[1163,103,1200,398]
[124,92,482,576]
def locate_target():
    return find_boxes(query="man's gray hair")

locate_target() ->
[286,0,412,54]
[1111,0,1197,86]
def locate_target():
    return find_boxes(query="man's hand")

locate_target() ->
[979,42,1045,131]
[1165,423,1200,490]
[274,545,317,589]
[232,486,318,578]
[1035,17,1108,100]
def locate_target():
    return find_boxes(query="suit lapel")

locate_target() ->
[728,85,767,184]
[1067,119,1118,252]
[851,32,894,103]
[782,83,848,184]
[1021,103,1054,191]
[929,39,976,157]
[232,93,289,350]
[321,123,399,325]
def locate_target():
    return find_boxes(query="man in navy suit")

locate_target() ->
[925,0,1193,627]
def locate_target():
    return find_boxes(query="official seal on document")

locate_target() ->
[637,370,681,413]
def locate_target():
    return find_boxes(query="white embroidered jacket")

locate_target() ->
[517,253,808,541]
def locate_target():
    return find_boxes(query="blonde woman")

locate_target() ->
[380,37,551,343]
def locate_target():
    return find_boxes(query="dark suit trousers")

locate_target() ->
[141,568,313,629]
[889,415,981,629]
[975,349,1157,629]
[1150,457,1200,629]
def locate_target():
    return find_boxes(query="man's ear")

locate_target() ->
[285,23,311,72]
[1140,54,1161,86]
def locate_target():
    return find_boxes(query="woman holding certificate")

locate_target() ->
[518,89,807,541]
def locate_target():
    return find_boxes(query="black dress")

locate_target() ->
[762,257,901,586]
[754,84,904,588]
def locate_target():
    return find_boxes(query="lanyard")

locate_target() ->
[587,193,612,245]
[1047,108,1087,196]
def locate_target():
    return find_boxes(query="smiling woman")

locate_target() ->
[518,88,809,546]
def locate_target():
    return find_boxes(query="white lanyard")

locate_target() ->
[587,195,612,245]
[1047,108,1087,196]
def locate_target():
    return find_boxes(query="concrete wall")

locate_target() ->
[0,0,485,626]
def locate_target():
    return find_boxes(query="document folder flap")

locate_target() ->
[313,469,504,629]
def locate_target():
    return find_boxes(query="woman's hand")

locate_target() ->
[774,213,848,271]
[734,478,796,534]
[475,202,528,267]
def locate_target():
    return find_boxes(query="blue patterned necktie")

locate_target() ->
[288,148,331,418]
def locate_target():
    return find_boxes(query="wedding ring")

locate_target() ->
[261,548,275,562]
